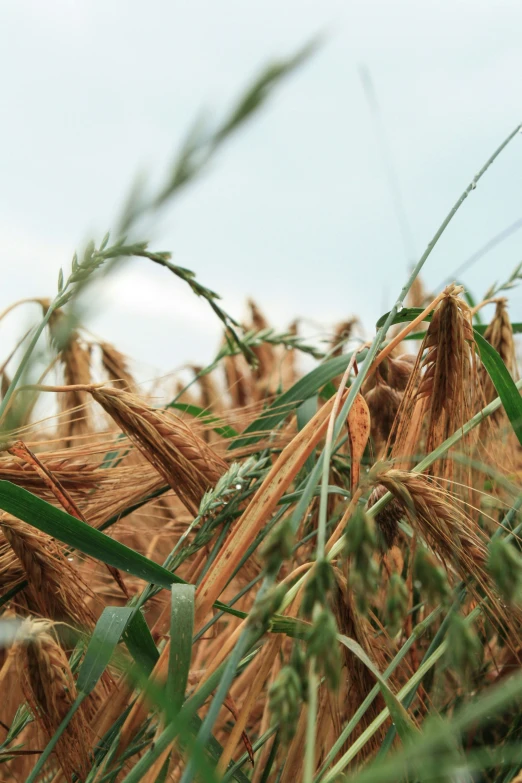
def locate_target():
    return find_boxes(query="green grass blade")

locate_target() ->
[337,634,418,744]
[167,403,238,440]
[376,305,522,335]
[169,584,195,712]
[27,607,138,783]
[77,607,135,694]
[123,610,159,676]
[376,306,427,329]
[474,330,522,447]
[0,481,185,587]
[25,694,86,783]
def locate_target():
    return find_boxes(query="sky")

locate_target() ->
[1,0,521,375]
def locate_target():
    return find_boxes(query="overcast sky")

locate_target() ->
[1,0,521,374]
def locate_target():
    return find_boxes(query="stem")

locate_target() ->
[314,607,442,781]
[321,608,481,783]
[25,693,86,783]
[304,666,319,783]
[0,301,58,425]
[317,353,357,558]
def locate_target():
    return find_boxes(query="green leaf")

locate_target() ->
[474,330,522,447]
[337,634,418,745]
[27,606,138,783]
[0,482,304,638]
[77,607,135,694]
[379,686,419,745]
[375,307,429,330]
[376,306,522,335]
[169,585,195,713]
[229,350,366,450]
[167,402,238,439]
[0,481,186,588]
[123,610,160,676]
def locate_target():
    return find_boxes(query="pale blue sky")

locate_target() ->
[1,0,521,372]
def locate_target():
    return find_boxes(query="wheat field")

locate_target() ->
[0,48,522,783]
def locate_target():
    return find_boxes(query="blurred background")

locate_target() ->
[1,0,521,374]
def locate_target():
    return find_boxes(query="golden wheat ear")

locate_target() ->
[368,467,522,645]
[90,386,227,514]
[99,341,136,391]
[49,312,93,446]
[388,285,481,483]
[17,619,92,781]
[2,515,98,631]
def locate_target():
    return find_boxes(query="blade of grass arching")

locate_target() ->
[377,305,522,334]
[405,322,522,340]
[376,305,432,329]
[229,351,366,450]
[321,606,482,783]
[475,330,522,446]
[168,585,195,713]
[0,480,187,587]
[320,640,450,783]
[314,607,442,782]
[26,607,138,783]
[341,664,522,783]
[0,483,297,631]
[337,634,419,743]
[167,403,238,440]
